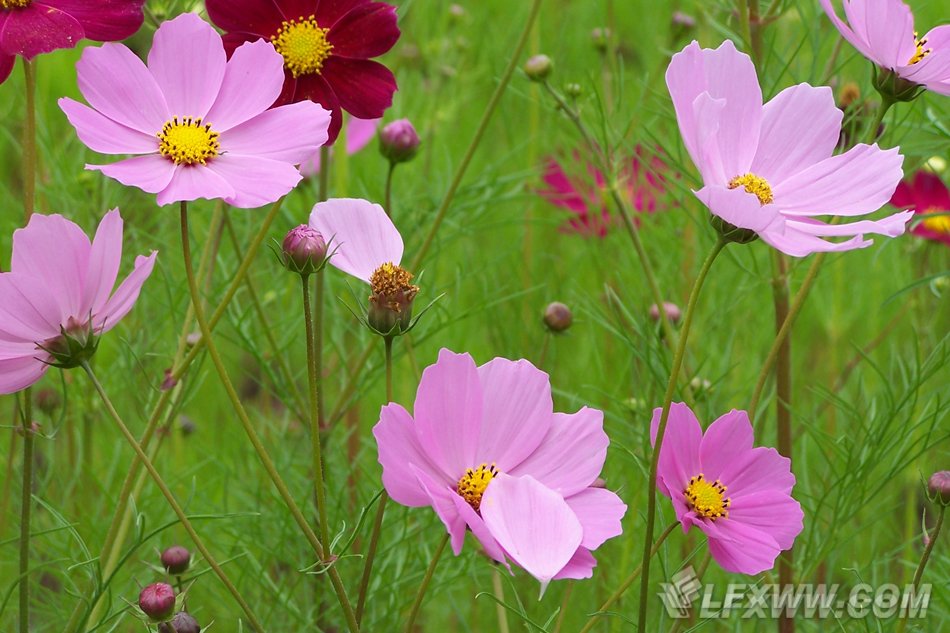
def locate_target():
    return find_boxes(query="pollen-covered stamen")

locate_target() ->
[457,463,499,512]
[369,262,419,313]
[921,208,950,234]
[683,473,730,520]
[729,173,774,206]
[0,0,31,9]
[908,32,931,65]
[157,117,220,166]
[271,15,333,77]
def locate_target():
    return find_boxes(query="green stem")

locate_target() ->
[302,274,331,551]
[79,362,263,631]
[410,0,542,271]
[22,59,36,220]
[636,239,727,631]
[405,533,450,632]
[356,336,394,623]
[384,162,395,217]
[178,203,359,632]
[579,520,678,633]
[913,506,945,590]
[315,272,326,430]
[865,97,894,144]
[18,388,33,633]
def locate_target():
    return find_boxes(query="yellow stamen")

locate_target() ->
[683,473,730,520]
[271,15,333,78]
[457,463,498,512]
[369,262,419,312]
[921,208,950,234]
[157,117,220,166]
[908,32,930,65]
[729,173,774,206]
[0,0,31,8]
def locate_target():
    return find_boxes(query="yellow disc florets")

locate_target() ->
[158,117,220,166]
[908,32,931,65]
[457,463,499,512]
[922,208,950,234]
[684,473,730,520]
[271,15,333,77]
[729,173,774,206]
[369,263,419,311]
[0,0,31,9]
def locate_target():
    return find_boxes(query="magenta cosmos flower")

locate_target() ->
[539,148,668,238]
[651,403,803,575]
[374,349,627,588]
[59,13,331,209]
[206,0,400,144]
[667,40,912,256]
[0,210,156,394]
[0,0,144,84]
[820,0,950,97]
[891,170,950,245]
[300,116,379,177]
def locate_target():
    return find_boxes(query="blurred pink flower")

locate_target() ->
[651,403,803,575]
[538,148,667,238]
[820,0,950,96]
[0,209,156,394]
[300,117,379,177]
[59,13,330,208]
[890,170,950,245]
[667,40,912,256]
[374,349,626,589]
[0,0,144,84]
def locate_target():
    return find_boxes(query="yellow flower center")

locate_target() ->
[457,463,498,512]
[0,0,31,8]
[369,262,419,311]
[271,15,333,78]
[908,32,931,65]
[921,208,950,234]
[157,117,220,166]
[729,173,774,206]
[683,474,730,520]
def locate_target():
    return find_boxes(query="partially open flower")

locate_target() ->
[280,224,328,275]
[158,612,201,633]
[160,545,191,575]
[139,582,175,622]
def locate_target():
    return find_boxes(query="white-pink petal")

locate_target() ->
[147,13,226,118]
[97,252,157,333]
[59,98,157,155]
[205,39,285,132]
[12,214,90,320]
[373,402,451,506]
[220,101,330,164]
[308,198,403,283]
[205,154,303,209]
[564,487,626,550]
[84,209,123,316]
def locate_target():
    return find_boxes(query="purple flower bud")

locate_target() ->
[543,302,573,333]
[34,388,62,415]
[648,301,682,325]
[281,224,327,276]
[158,612,201,633]
[161,545,191,575]
[672,11,696,29]
[379,119,421,164]
[524,54,553,80]
[139,583,175,622]
[928,471,950,506]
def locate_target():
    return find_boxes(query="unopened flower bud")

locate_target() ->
[185,332,201,347]
[34,388,61,415]
[368,262,420,336]
[928,471,950,506]
[158,612,201,633]
[590,28,610,52]
[648,302,682,325]
[139,583,175,622]
[379,119,420,164]
[281,225,327,276]
[524,54,552,81]
[671,11,696,29]
[564,83,582,98]
[543,302,573,333]
[926,156,947,173]
[179,415,196,436]
[161,545,191,575]
[448,4,464,19]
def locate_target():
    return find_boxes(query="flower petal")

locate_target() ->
[698,410,754,484]
[294,73,344,144]
[818,0,876,62]
[695,185,783,233]
[320,56,396,119]
[509,407,608,497]
[42,0,144,41]
[0,273,63,340]
[147,13,226,118]
[719,446,795,498]
[59,98,157,155]
[0,53,14,85]
[96,252,156,332]
[205,39,285,131]
[205,0,284,36]
[0,354,48,395]
[373,402,450,506]
[90,155,177,195]
[564,488,626,550]
[702,517,784,575]
[314,0,370,28]
[204,154,302,209]
[450,493,509,566]
[84,209,123,315]
[12,213,90,319]
[156,164,236,207]
[327,2,399,58]
[0,4,82,59]
[345,117,379,154]
[650,402,702,498]
[308,197,402,282]
[861,0,917,69]
[220,100,330,162]
[474,357,553,470]
[728,490,803,551]
[480,473,583,590]
[411,464,467,556]
[552,548,596,581]
[759,228,871,257]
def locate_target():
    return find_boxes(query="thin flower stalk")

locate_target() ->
[404,533,450,632]
[18,388,33,633]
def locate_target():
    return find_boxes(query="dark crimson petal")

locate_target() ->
[40,0,143,41]
[221,31,261,58]
[889,179,916,210]
[327,2,399,59]
[320,56,395,119]
[274,0,318,21]
[295,72,342,144]
[0,5,82,59]
[206,0,284,38]
[272,68,298,106]
[0,52,13,85]
[314,0,370,28]
[914,170,950,210]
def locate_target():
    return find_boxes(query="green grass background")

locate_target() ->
[0,0,948,630]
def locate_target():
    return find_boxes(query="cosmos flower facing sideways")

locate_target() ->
[820,0,950,97]
[59,13,331,208]
[0,0,144,84]
[890,170,950,245]
[0,210,156,394]
[374,349,627,589]
[651,403,803,575]
[667,40,912,256]
[206,0,400,144]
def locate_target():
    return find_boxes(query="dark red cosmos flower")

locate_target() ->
[890,170,950,246]
[539,147,668,238]
[0,0,144,84]
[206,0,399,144]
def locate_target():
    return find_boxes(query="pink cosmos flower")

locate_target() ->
[374,349,627,588]
[300,117,379,177]
[0,210,156,394]
[820,0,950,96]
[58,13,331,209]
[539,148,667,238]
[651,403,803,575]
[667,40,913,256]
[890,170,950,245]
[0,0,144,84]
